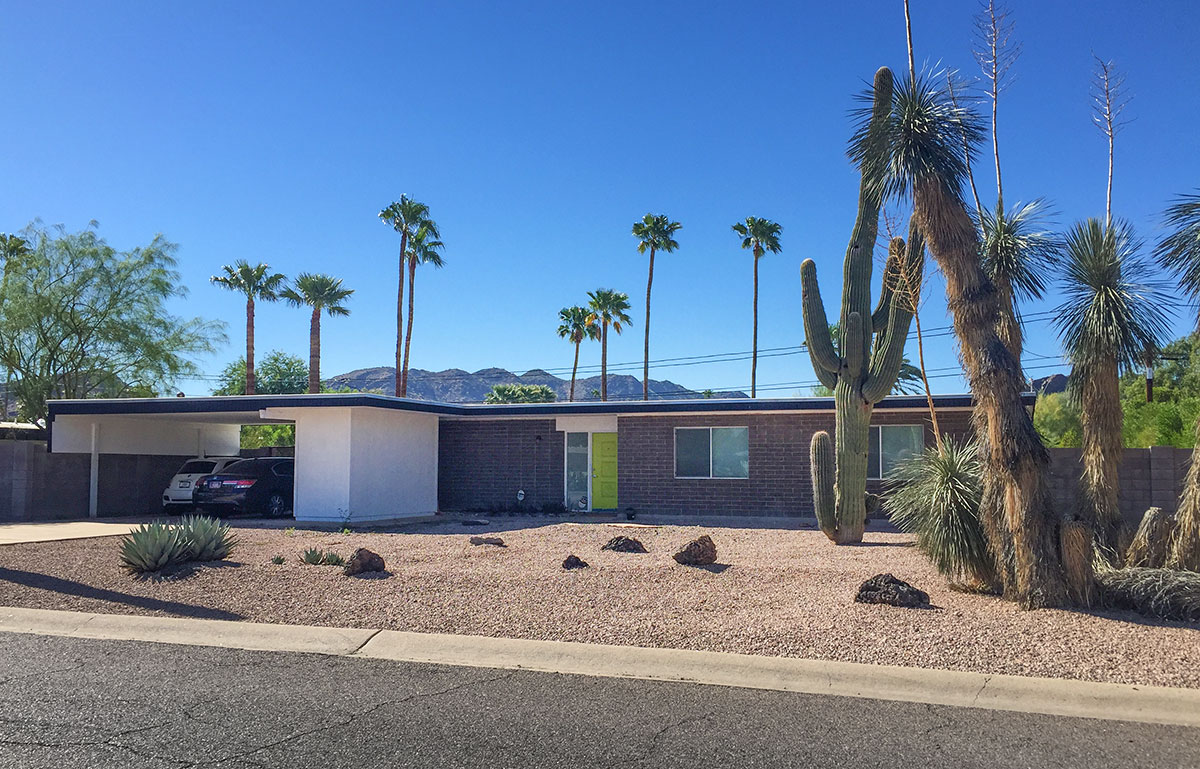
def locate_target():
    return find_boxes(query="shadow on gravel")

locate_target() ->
[0,566,246,621]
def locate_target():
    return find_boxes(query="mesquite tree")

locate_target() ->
[801,68,922,544]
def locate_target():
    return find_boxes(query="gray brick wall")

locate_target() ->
[438,419,564,512]
[1047,446,1191,522]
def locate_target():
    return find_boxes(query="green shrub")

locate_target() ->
[885,438,995,587]
[301,547,325,565]
[322,551,345,567]
[1096,567,1200,622]
[119,521,189,574]
[177,515,238,561]
[270,555,285,565]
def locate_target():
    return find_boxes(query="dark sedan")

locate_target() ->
[193,457,294,517]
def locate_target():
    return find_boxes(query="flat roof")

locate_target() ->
[46,391,1023,422]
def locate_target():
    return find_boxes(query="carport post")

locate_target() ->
[88,422,99,519]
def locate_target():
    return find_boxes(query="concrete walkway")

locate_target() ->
[1,605,1196,728]
[0,520,145,545]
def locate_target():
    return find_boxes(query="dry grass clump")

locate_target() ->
[1125,507,1175,568]
[1095,567,1200,622]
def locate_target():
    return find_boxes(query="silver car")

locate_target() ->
[162,457,241,512]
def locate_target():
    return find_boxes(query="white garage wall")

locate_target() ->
[349,408,438,520]
[287,407,353,522]
[51,415,240,456]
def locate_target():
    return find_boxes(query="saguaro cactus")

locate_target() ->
[801,67,923,544]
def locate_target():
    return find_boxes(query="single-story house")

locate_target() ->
[42,392,999,522]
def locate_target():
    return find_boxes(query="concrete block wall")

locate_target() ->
[438,419,565,512]
[1047,446,1191,521]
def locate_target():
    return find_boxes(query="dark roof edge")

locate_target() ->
[47,391,1033,421]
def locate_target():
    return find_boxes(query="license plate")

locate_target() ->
[178,481,191,488]
[208,481,221,489]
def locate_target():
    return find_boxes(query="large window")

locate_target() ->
[675,427,749,479]
[868,424,924,479]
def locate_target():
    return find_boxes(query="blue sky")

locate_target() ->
[2,1,1198,398]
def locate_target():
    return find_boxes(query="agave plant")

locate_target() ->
[885,438,995,588]
[301,547,325,565]
[119,521,189,574]
[321,551,345,567]
[177,515,239,562]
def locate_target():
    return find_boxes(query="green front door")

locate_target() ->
[591,432,618,510]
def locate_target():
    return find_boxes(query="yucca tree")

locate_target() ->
[732,217,783,397]
[858,67,1065,608]
[978,199,1063,364]
[586,289,632,401]
[632,214,681,400]
[280,274,354,393]
[400,226,445,397]
[210,261,287,395]
[557,306,599,401]
[379,197,439,396]
[1055,219,1168,554]
[1154,190,1200,569]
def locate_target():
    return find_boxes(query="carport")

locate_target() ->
[47,395,441,523]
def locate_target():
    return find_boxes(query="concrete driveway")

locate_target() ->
[0,517,292,545]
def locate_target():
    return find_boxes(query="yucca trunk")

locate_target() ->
[308,307,321,394]
[395,231,408,397]
[569,339,580,401]
[1167,418,1200,570]
[401,258,416,397]
[914,177,1066,609]
[245,296,256,396]
[1079,358,1123,553]
[994,276,1023,367]
[643,247,655,401]
[751,254,759,398]
[600,321,609,401]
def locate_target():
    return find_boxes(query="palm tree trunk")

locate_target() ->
[751,254,759,398]
[308,307,321,394]
[395,231,408,397]
[915,177,1066,609]
[643,247,655,401]
[1080,358,1123,553]
[569,340,580,402]
[245,296,256,396]
[401,258,417,397]
[601,321,609,402]
[995,277,1023,369]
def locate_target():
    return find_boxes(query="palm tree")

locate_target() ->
[586,289,632,401]
[978,200,1063,365]
[400,226,445,397]
[280,274,354,394]
[1054,219,1168,554]
[210,261,287,395]
[857,66,1065,608]
[557,306,599,401]
[632,214,681,400]
[1154,190,1200,570]
[379,197,439,396]
[731,217,783,397]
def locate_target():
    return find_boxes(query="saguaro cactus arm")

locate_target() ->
[800,259,840,390]
[863,237,921,402]
[810,430,837,538]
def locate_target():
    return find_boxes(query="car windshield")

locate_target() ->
[179,460,216,475]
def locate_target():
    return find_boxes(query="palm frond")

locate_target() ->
[732,216,783,257]
[632,213,681,254]
[978,198,1063,302]
[282,273,354,316]
[1054,218,1171,375]
[1153,191,1200,309]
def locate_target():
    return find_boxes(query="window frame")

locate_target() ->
[673,426,750,480]
[866,424,925,480]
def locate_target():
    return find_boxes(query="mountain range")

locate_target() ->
[325,366,747,403]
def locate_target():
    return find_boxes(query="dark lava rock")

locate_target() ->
[469,536,506,547]
[344,548,386,577]
[601,535,647,553]
[672,535,717,566]
[854,573,930,608]
[562,554,589,570]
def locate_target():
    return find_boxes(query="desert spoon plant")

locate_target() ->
[802,67,922,544]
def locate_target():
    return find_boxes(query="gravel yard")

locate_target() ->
[1,519,1197,688]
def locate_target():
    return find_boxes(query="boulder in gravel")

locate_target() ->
[854,573,930,608]
[469,536,506,547]
[344,548,386,577]
[672,535,717,566]
[562,554,589,570]
[601,535,647,553]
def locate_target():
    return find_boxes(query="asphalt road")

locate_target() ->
[0,632,1196,768]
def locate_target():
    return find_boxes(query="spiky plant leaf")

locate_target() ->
[885,438,994,585]
[119,521,188,574]
[301,547,325,565]
[321,551,345,567]
[977,199,1063,302]
[1154,191,1200,312]
[177,515,238,562]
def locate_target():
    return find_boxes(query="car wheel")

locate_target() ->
[266,493,287,518]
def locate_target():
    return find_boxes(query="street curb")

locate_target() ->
[2,605,1197,727]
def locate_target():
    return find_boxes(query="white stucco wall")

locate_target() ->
[265,405,439,523]
[51,415,241,456]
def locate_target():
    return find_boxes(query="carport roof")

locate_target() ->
[47,391,1018,422]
